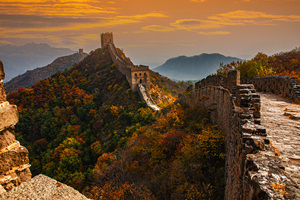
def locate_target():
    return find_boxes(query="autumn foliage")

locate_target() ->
[217,47,300,82]
[8,46,224,199]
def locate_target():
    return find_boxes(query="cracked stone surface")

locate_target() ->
[0,174,89,200]
[260,93,300,190]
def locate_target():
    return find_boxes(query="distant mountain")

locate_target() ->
[5,51,88,93]
[153,53,242,80]
[0,43,75,82]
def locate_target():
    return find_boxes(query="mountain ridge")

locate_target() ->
[153,53,242,80]
[5,51,88,93]
[0,43,75,82]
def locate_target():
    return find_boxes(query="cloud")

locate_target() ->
[198,31,231,35]
[0,12,168,37]
[141,25,175,32]
[0,3,116,17]
[119,13,167,20]
[209,10,300,24]
[170,10,300,32]
[171,19,222,30]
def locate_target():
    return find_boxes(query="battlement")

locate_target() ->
[103,33,151,92]
[131,65,149,72]
[101,32,113,48]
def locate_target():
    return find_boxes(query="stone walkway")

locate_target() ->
[137,83,160,111]
[260,93,300,189]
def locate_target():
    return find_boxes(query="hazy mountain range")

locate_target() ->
[0,43,75,82]
[5,51,88,94]
[153,53,242,81]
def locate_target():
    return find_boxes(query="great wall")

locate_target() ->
[180,71,300,199]
[103,32,300,199]
[0,32,299,199]
[102,32,160,111]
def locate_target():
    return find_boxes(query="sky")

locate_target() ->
[0,0,300,67]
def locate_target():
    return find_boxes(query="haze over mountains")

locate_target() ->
[0,43,75,82]
[153,53,242,81]
[5,51,88,94]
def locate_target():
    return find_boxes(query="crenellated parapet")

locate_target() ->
[0,61,31,194]
[243,76,300,103]
[180,71,294,199]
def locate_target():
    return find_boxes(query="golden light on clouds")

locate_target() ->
[141,25,175,32]
[209,10,300,23]
[0,3,115,17]
[0,0,299,64]
[198,31,231,35]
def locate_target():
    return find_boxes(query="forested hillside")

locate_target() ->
[217,47,300,81]
[7,46,225,199]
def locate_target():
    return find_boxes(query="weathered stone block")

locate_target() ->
[0,174,89,199]
[0,128,16,150]
[0,105,18,131]
[0,83,6,103]
[0,146,29,175]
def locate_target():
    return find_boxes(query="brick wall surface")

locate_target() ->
[0,61,31,193]
[243,76,300,103]
[180,71,294,199]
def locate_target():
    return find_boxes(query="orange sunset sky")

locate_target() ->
[0,0,300,66]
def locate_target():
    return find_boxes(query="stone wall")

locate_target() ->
[180,71,291,199]
[107,40,151,92]
[243,76,300,103]
[137,84,160,111]
[0,61,31,194]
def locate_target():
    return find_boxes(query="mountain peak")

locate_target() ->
[154,53,242,81]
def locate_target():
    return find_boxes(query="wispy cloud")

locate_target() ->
[171,19,223,30]
[170,10,300,32]
[0,3,116,17]
[141,25,175,32]
[209,10,300,23]
[0,12,168,37]
[198,31,230,35]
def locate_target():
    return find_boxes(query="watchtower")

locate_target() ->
[101,32,114,48]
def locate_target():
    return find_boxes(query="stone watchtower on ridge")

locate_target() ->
[101,32,151,91]
[101,32,113,48]
[101,32,159,110]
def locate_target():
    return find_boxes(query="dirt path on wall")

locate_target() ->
[260,93,300,188]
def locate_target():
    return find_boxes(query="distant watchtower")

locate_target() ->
[101,32,114,48]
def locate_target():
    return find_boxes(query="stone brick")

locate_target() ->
[0,146,29,175]
[182,71,272,200]
[0,128,17,150]
[244,76,300,103]
[0,82,6,104]
[0,174,89,200]
[0,105,18,132]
